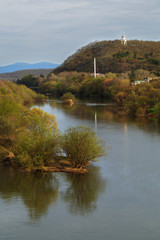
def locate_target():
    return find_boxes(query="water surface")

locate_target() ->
[1,100,160,240]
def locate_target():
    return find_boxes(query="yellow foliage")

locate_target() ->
[119,79,130,87]
[104,78,113,86]
[22,107,58,133]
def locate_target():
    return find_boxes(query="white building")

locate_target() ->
[121,34,127,46]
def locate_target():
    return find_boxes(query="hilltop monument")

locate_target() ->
[121,34,127,46]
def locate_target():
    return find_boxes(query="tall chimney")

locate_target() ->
[94,58,96,78]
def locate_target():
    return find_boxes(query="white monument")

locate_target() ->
[94,57,96,78]
[121,34,127,46]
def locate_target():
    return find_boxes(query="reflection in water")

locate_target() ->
[95,112,97,132]
[62,167,106,215]
[123,122,128,171]
[0,167,59,220]
[134,117,160,134]
[38,99,160,135]
[0,166,106,219]
[3,99,159,240]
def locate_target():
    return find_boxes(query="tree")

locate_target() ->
[17,74,38,88]
[62,126,105,168]
[13,108,60,168]
[61,92,75,101]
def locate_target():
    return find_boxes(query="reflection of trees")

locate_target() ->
[52,101,125,124]
[35,100,160,135]
[0,167,59,220]
[56,102,100,121]
[134,118,160,134]
[54,101,160,135]
[62,166,106,215]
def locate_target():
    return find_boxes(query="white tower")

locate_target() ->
[94,58,96,78]
[121,34,127,46]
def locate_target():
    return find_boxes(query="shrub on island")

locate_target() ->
[61,92,75,105]
[61,126,105,168]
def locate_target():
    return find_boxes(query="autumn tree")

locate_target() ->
[62,126,105,168]
[13,108,60,168]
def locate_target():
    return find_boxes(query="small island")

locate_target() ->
[0,81,105,173]
[61,92,75,106]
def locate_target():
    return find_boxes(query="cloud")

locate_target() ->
[0,0,159,65]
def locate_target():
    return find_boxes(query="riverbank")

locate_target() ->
[0,146,88,174]
[0,82,104,173]
[25,166,88,174]
[16,71,160,119]
[1,93,160,240]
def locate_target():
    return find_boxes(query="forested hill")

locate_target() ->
[54,40,160,74]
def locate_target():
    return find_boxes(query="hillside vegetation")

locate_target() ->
[16,39,160,118]
[16,71,160,118]
[54,40,160,74]
[0,80,41,105]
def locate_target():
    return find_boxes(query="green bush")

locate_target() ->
[0,97,21,117]
[62,126,105,168]
[0,117,11,136]
[0,97,22,140]
[0,87,7,95]
[61,92,75,101]
[13,108,60,168]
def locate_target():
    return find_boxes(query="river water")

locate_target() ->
[1,99,160,240]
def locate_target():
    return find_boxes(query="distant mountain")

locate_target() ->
[0,62,60,74]
[54,40,160,74]
[0,69,54,81]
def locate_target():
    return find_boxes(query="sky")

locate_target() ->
[0,0,160,66]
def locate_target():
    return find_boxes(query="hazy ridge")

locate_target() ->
[0,68,54,81]
[0,62,60,74]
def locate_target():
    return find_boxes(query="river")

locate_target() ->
[0,99,160,240]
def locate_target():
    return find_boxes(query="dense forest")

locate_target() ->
[54,40,160,74]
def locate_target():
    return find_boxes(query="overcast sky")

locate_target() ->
[0,0,159,65]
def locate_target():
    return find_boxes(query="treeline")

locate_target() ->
[54,40,160,74]
[0,81,104,170]
[17,70,160,118]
